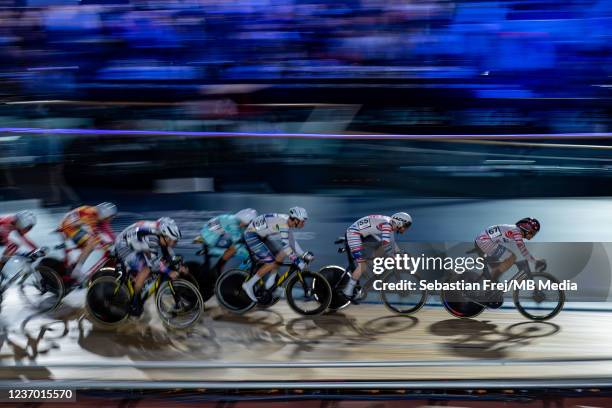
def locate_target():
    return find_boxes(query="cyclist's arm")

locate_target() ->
[289,232,305,258]
[15,231,37,251]
[278,224,298,262]
[512,231,536,262]
[127,229,152,253]
[380,222,394,256]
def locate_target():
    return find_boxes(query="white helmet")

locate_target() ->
[235,208,257,225]
[96,202,117,220]
[289,206,308,221]
[15,210,36,230]
[157,217,181,241]
[391,212,412,229]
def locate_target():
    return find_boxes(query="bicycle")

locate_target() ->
[184,236,225,302]
[215,249,332,316]
[39,230,117,290]
[85,256,204,330]
[5,248,65,312]
[318,237,428,315]
[440,247,565,321]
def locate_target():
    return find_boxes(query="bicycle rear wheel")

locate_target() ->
[318,265,351,311]
[286,271,332,316]
[85,276,130,328]
[214,269,256,314]
[513,272,565,321]
[381,270,427,315]
[19,265,64,311]
[440,272,485,319]
[156,279,204,330]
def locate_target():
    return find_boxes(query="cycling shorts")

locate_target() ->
[244,231,274,263]
[475,239,513,263]
[115,242,149,274]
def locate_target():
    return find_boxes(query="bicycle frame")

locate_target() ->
[121,269,178,304]
[242,245,309,295]
[482,259,536,289]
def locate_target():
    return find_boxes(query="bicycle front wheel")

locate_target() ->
[156,279,204,330]
[380,270,427,315]
[513,272,565,321]
[285,271,332,316]
[19,265,64,311]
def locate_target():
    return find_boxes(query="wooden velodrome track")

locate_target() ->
[1,290,612,386]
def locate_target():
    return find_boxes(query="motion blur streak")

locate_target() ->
[1,128,611,139]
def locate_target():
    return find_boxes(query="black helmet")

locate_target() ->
[516,217,540,235]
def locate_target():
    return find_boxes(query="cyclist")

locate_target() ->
[115,217,185,316]
[475,217,545,282]
[241,207,311,302]
[342,212,413,300]
[0,210,39,273]
[58,202,117,285]
[199,208,258,274]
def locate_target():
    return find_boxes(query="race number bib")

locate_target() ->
[253,216,268,231]
[357,217,371,230]
[207,218,223,233]
[487,226,502,238]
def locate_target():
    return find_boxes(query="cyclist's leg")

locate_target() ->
[202,230,235,274]
[475,239,516,282]
[68,227,97,280]
[0,240,17,274]
[241,232,276,301]
[215,246,237,274]
[474,240,515,304]
[343,230,365,297]
[126,252,150,315]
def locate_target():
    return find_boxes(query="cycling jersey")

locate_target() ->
[59,205,115,247]
[244,213,302,263]
[475,224,536,263]
[200,214,248,260]
[115,221,174,274]
[0,214,37,258]
[346,215,394,262]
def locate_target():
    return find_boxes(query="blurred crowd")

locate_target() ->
[0,0,609,98]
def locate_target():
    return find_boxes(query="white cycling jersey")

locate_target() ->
[347,215,395,256]
[476,224,536,262]
[246,213,303,260]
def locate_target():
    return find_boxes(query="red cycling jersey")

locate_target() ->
[0,214,37,258]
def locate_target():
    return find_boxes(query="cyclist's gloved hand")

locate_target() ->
[30,247,46,259]
[170,255,183,269]
[535,259,547,272]
[302,251,314,263]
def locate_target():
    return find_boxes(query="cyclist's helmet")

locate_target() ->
[235,208,258,225]
[96,202,117,220]
[288,206,308,221]
[158,217,181,241]
[516,217,540,236]
[391,212,412,229]
[15,210,36,230]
